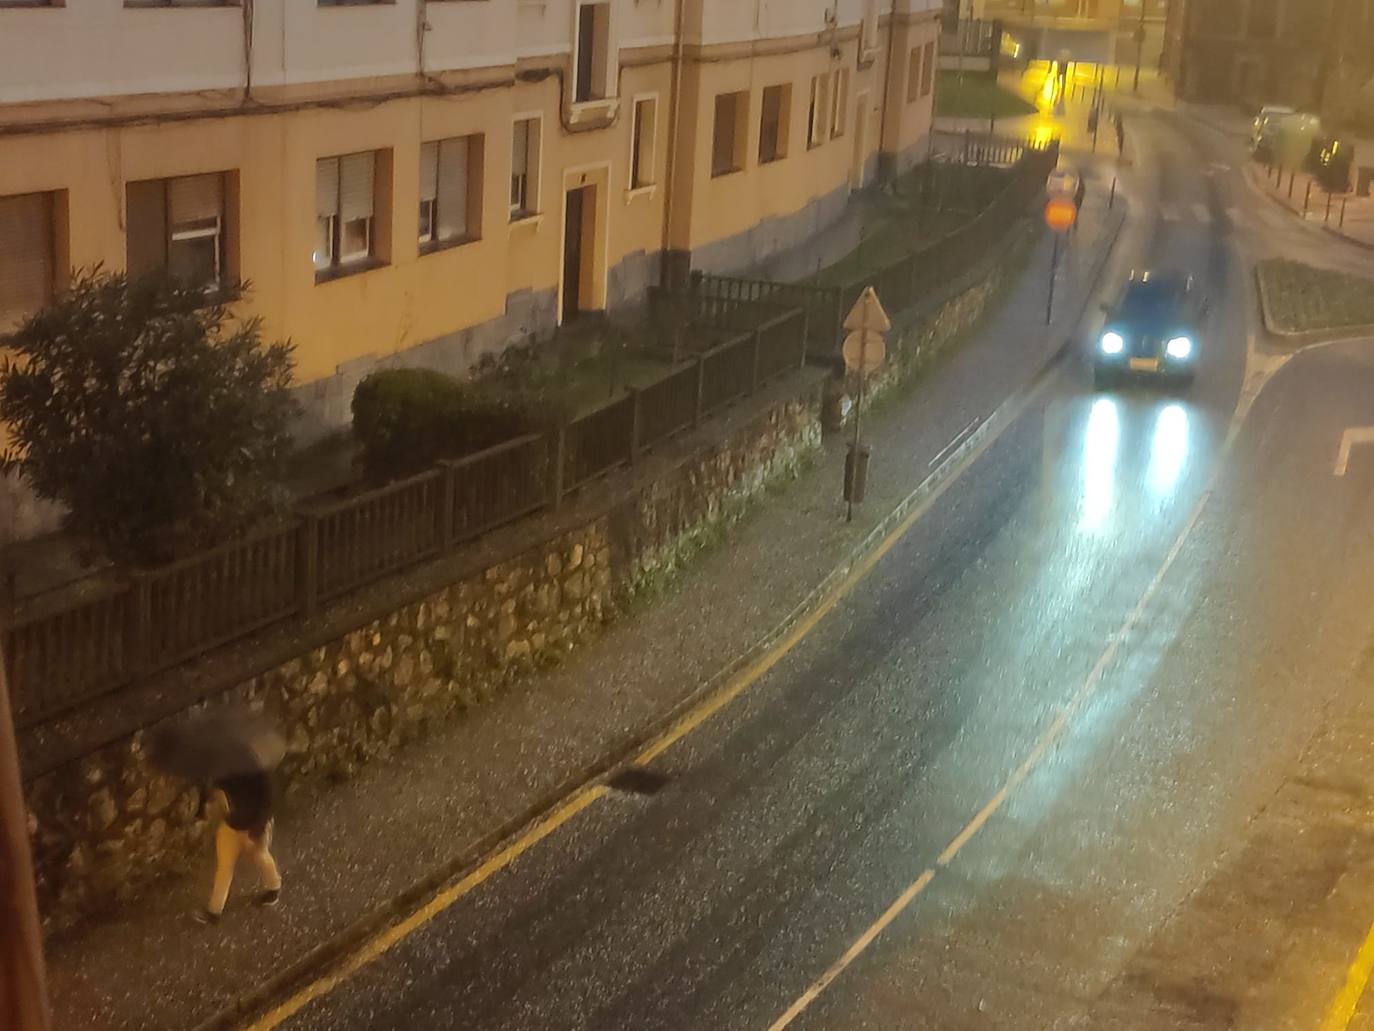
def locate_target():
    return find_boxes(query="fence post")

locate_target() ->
[439,461,457,551]
[750,328,762,393]
[797,311,810,369]
[131,571,152,677]
[693,353,706,426]
[628,388,642,466]
[1303,180,1312,216]
[1325,191,1333,223]
[298,512,320,618]
[550,424,567,511]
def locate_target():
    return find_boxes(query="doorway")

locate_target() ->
[562,185,596,323]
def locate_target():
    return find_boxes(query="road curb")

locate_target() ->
[1243,163,1374,254]
[193,201,1131,1031]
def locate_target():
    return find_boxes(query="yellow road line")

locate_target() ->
[247,366,1053,1029]
[636,378,1046,769]
[1320,921,1374,1031]
[246,785,608,1031]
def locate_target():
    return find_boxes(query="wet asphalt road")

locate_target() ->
[271,114,1374,1029]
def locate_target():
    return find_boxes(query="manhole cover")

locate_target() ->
[607,765,671,796]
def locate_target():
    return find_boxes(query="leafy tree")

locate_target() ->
[0,270,298,565]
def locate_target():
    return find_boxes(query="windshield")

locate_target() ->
[1117,279,1185,325]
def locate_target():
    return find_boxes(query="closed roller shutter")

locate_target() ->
[168,173,223,227]
[339,152,375,222]
[0,193,53,334]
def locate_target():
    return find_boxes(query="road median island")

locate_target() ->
[1255,259,1374,343]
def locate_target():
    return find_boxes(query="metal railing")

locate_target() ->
[2,306,812,728]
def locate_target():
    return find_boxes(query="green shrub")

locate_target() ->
[351,367,559,481]
[0,269,297,565]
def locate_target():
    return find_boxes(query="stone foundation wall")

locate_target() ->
[24,385,821,933]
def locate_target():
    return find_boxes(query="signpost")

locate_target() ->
[841,287,890,523]
[1044,169,1079,326]
[0,652,51,1031]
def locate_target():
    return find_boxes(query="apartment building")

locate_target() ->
[978,0,1168,69]
[0,0,941,536]
[1165,0,1374,117]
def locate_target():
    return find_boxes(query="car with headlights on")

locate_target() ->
[1093,270,1206,389]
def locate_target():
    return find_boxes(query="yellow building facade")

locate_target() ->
[0,0,942,538]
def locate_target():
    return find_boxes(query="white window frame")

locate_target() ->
[808,74,831,149]
[315,151,378,278]
[628,93,659,194]
[831,68,850,140]
[510,112,544,223]
[419,134,478,250]
[571,0,619,116]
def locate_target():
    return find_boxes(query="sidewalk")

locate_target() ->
[43,173,1132,1031]
[1243,161,1374,252]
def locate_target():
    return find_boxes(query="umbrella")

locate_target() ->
[146,707,285,784]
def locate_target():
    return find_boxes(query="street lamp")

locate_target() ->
[1132,0,1147,93]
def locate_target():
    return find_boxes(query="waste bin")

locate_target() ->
[844,444,870,504]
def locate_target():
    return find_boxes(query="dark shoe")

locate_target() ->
[254,888,281,908]
[193,909,221,925]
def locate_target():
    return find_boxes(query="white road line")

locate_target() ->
[1192,203,1212,225]
[1159,202,1180,222]
[929,419,980,469]
[1226,207,1247,228]
[1334,427,1374,476]
[766,356,1263,1030]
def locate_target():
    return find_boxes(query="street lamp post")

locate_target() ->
[1132,0,1147,93]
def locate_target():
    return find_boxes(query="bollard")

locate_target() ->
[1109,176,1117,209]
[1288,171,1296,199]
[1326,191,1333,223]
[844,444,870,504]
[1304,181,1312,216]
[1342,196,1349,228]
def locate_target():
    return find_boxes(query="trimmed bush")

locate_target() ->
[351,367,557,481]
[0,270,297,565]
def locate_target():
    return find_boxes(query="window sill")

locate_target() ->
[419,234,480,257]
[759,155,786,166]
[625,183,657,202]
[859,47,879,68]
[710,167,743,179]
[509,211,544,229]
[570,97,618,123]
[314,258,386,285]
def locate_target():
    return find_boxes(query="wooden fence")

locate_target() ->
[1,308,810,728]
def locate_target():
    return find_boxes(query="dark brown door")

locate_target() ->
[562,187,587,322]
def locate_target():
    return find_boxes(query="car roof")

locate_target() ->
[1128,269,1191,291]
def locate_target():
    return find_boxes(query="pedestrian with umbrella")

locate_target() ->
[147,707,285,925]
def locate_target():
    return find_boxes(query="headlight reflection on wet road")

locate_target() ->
[1080,397,1120,534]
[1147,403,1190,500]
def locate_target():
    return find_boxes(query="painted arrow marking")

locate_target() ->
[1334,427,1374,476]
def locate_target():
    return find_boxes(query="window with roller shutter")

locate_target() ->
[419,135,481,251]
[0,192,56,336]
[126,172,228,292]
[315,151,378,277]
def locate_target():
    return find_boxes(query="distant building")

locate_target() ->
[1167,0,1374,117]
[977,0,1169,71]
[0,0,944,539]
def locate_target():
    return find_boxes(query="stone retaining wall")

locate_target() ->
[24,386,821,933]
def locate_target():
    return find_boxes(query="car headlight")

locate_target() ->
[1166,336,1193,359]
[1100,331,1125,355]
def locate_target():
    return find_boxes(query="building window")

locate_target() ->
[124,1,236,8]
[759,83,791,164]
[420,135,481,249]
[831,69,850,139]
[921,42,935,96]
[907,47,923,103]
[630,97,657,189]
[808,74,831,148]
[315,152,377,276]
[862,0,880,52]
[574,2,612,104]
[127,173,229,292]
[711,91,748,177]
[511,117,542,220]
[0,192,56,336]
